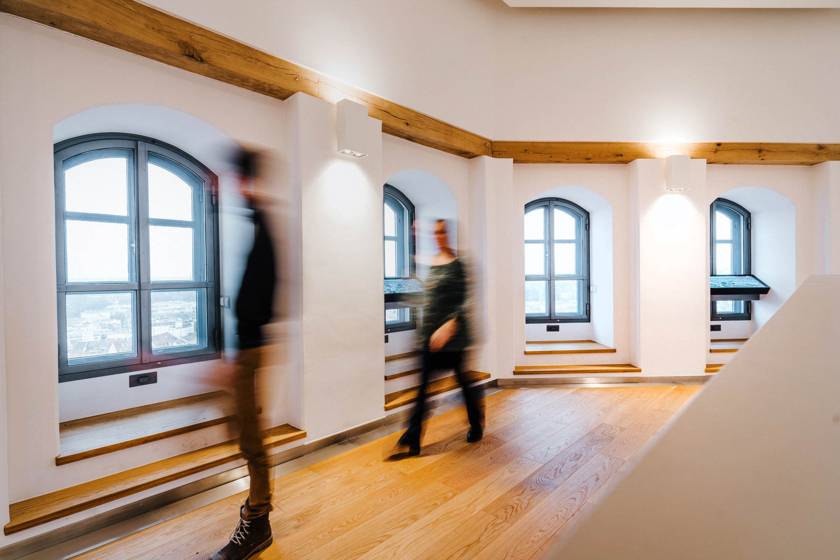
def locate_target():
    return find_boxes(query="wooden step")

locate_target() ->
[513,364,642,375]
[384,368,421,381]
[705,364,724,373]
[57,391,233,465]
[710,338,748,353]
[384,350,421,363]
[384,371,491,411]
[524,340,616,355]
[4,424,306,535]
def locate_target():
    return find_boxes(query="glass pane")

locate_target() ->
[715,210,733,241]
[150,226,194,281]
[384,204,397,237]
[553,208,577,240]
[554,280,580,314]
[716,300,735,314]
[65,156,128,216]
[715,243,733,275]
[151,290,203,352]
[148,160,194,221]
[524,243,545,276]
[66,220,129,282]
[553,242,577,275]
[66,292,135,361]
[525,280,547,315]
[384,239,398,278]
[524,208,545,241]
[385,307,410,325]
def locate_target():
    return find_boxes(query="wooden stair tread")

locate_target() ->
[384,368,421,381]
[58,391,233,465]
[384,371,491,411]
[524,340,616,355]
[384,350,421,363]
[710,339,748,353]
[513,364,641,375]
[4,424,306,535]
[705,364,724,373]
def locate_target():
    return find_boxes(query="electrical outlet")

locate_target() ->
[384,334,389,343]
[710,324,722,332]
[129,372,157,387]
[546,325,559,332]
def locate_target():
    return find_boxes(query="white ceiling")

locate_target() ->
[502,0,840,7]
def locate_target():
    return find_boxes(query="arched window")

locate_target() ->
[384,185,415,331]
[524,198,590,323]
[710,198,751,320]
[55,134,220,381]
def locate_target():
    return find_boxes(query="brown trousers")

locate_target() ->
[234,347,273,519]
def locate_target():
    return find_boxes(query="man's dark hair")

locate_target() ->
[233,147,261,179]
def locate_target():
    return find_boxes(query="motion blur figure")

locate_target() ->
[212,148,276,560]
[394,219,485,457]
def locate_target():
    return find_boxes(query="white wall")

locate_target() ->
[286,94,385,440]
[0,14,289,513]
[814,161,840,274]
[146,0,840,142]
[554,276,840,560]
[512,165,630,358]
[631,159,709,375]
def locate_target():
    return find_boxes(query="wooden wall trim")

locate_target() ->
[492,141,840,165]
[2,0,839,165]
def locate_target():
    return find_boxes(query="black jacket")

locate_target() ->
[235,207,276,346]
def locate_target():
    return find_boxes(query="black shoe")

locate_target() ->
[466,428,483,443]
[211,507,272,560]
[393,433,421,457]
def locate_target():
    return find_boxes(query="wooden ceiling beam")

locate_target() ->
[491,141,840,165]
[0,0,492,159]
[2,0,839,165]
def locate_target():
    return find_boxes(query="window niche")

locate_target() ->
[55,134,221,381]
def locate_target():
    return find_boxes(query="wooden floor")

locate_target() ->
[75,385,700,560]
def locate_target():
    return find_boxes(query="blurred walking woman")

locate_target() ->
[396,219,484,456]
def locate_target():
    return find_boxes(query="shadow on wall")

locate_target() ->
[523,186,615,347]
[713,186,796,331]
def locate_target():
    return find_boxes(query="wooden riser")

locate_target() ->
[57,391,232,465]
[384,371,492,411]
[514,364,642,376]
[4,424,306,535]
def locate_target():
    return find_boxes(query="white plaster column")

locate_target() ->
[814,161,840,274]
[282,93,384,439]
[468,156,516,380]
[629,159,708,375]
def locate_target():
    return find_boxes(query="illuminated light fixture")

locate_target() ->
[336,99,368,158]
[665,154,691,192]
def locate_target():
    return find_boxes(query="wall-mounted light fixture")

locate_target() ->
[336,99,368,158]
[665,154,691,192]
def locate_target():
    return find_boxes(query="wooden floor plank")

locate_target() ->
[74,385,699,560]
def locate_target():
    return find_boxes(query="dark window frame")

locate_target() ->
[524,197,591,324]
[383,184,417,333]
[710,198,752,321]
[55,133,221,382]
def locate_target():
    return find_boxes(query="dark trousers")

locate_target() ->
[403,349,485,445]
[234,346,272,520]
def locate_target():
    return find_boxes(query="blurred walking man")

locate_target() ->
[212,148,276,560]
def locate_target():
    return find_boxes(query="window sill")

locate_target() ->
[58,352,221,383]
